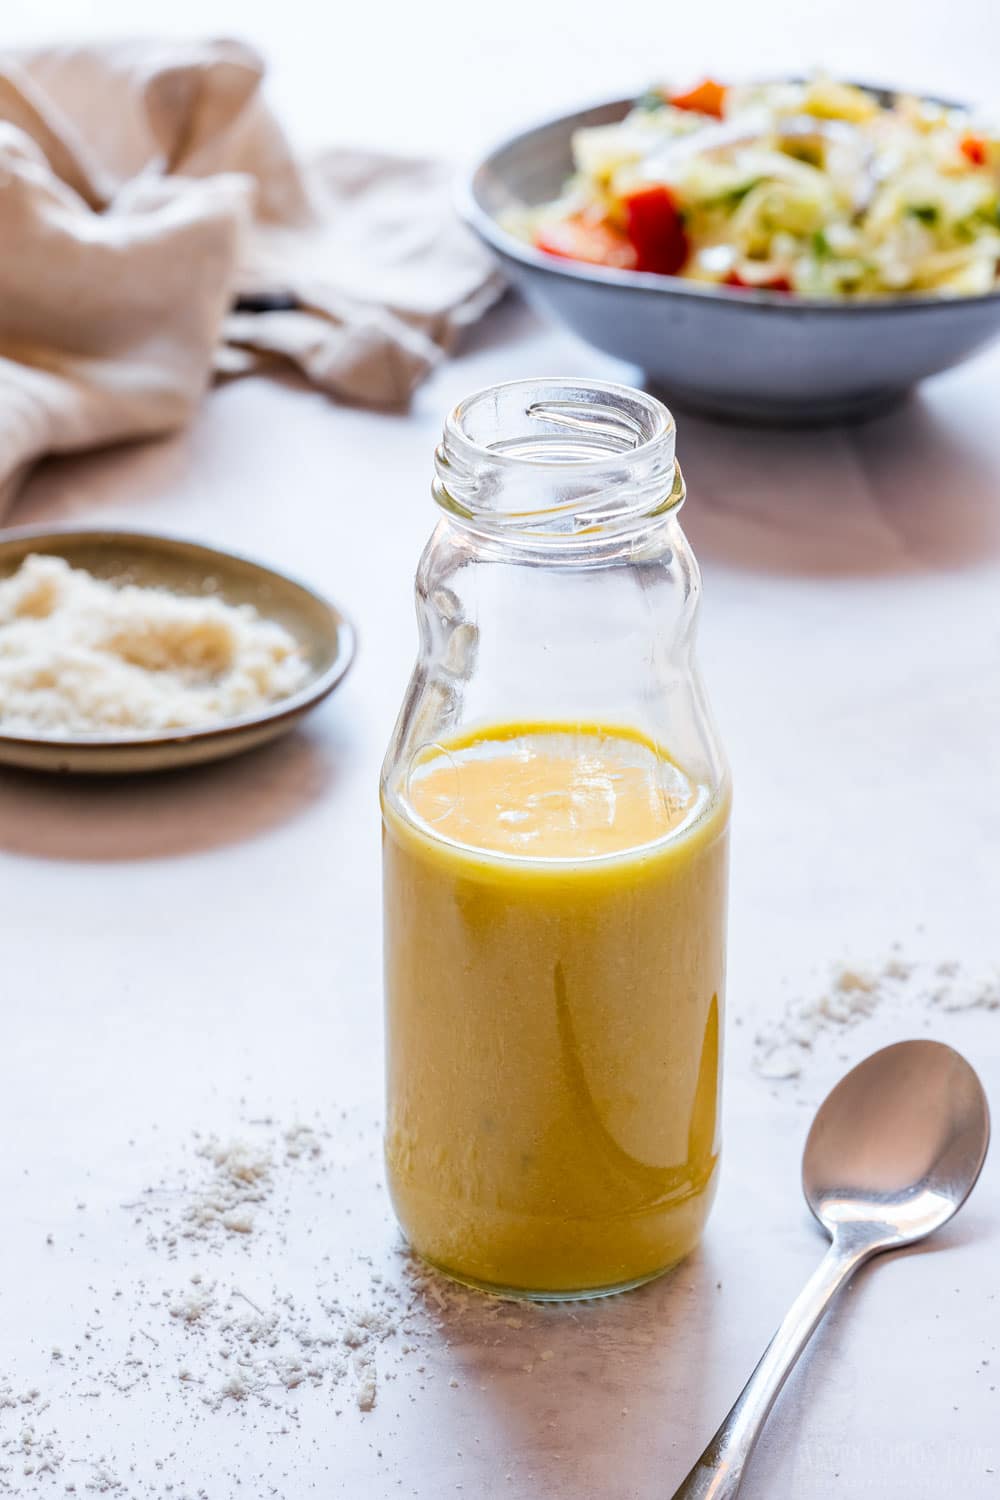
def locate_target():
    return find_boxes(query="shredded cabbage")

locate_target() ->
[515,76,1000,298]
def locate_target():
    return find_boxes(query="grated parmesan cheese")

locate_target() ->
[754,954,1000,1081]
[0,554,310,737]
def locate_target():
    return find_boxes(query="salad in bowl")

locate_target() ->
[512,76,1000,299]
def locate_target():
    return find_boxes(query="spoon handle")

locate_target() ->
[668,1231,875,1500]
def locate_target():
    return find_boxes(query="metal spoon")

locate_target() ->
[670,1039,990,1500]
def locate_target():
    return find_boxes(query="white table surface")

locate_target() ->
[2,4,999,1496]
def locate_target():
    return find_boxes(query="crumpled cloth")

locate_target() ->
[0,38,504,509]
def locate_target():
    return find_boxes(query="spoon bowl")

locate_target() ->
[803,1039,991,1249]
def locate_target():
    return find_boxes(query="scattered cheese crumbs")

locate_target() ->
[219,1374,250,1403]
[0,553,310,737]
[220,1210,256,1234]
[932,975,1000,1012]
[755,956,1000,1080]
[168,1290,213,1324]
[178,1138,274,1240]
[754,963,883,1079]
[354,1351,377,1411]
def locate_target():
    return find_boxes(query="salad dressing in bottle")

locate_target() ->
[381,379,730,1299]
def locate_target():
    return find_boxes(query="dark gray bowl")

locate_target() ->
[461,96,1000,423]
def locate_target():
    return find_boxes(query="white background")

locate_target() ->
[2,3,999,1497]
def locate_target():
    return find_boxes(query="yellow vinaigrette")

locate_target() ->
[382,723,730,1297]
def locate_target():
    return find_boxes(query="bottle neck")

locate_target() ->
[433,378,683,549]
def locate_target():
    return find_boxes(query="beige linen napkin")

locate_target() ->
[0,39,504,509]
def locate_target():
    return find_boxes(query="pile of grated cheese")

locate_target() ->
[0,554,311,737]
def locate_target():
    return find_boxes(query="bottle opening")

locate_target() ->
[434,378,682,539]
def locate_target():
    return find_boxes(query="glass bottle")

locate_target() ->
[380,378,730,1300]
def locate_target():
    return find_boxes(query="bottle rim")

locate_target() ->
[434,377,682,539]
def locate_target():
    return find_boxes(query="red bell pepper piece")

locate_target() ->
[669,78,727,118]
[960,133,988,167]
[724,270,793,293]
[535,215,638,270]
[622,184,689,275]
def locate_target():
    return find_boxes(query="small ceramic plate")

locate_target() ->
[0,527,356,775]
